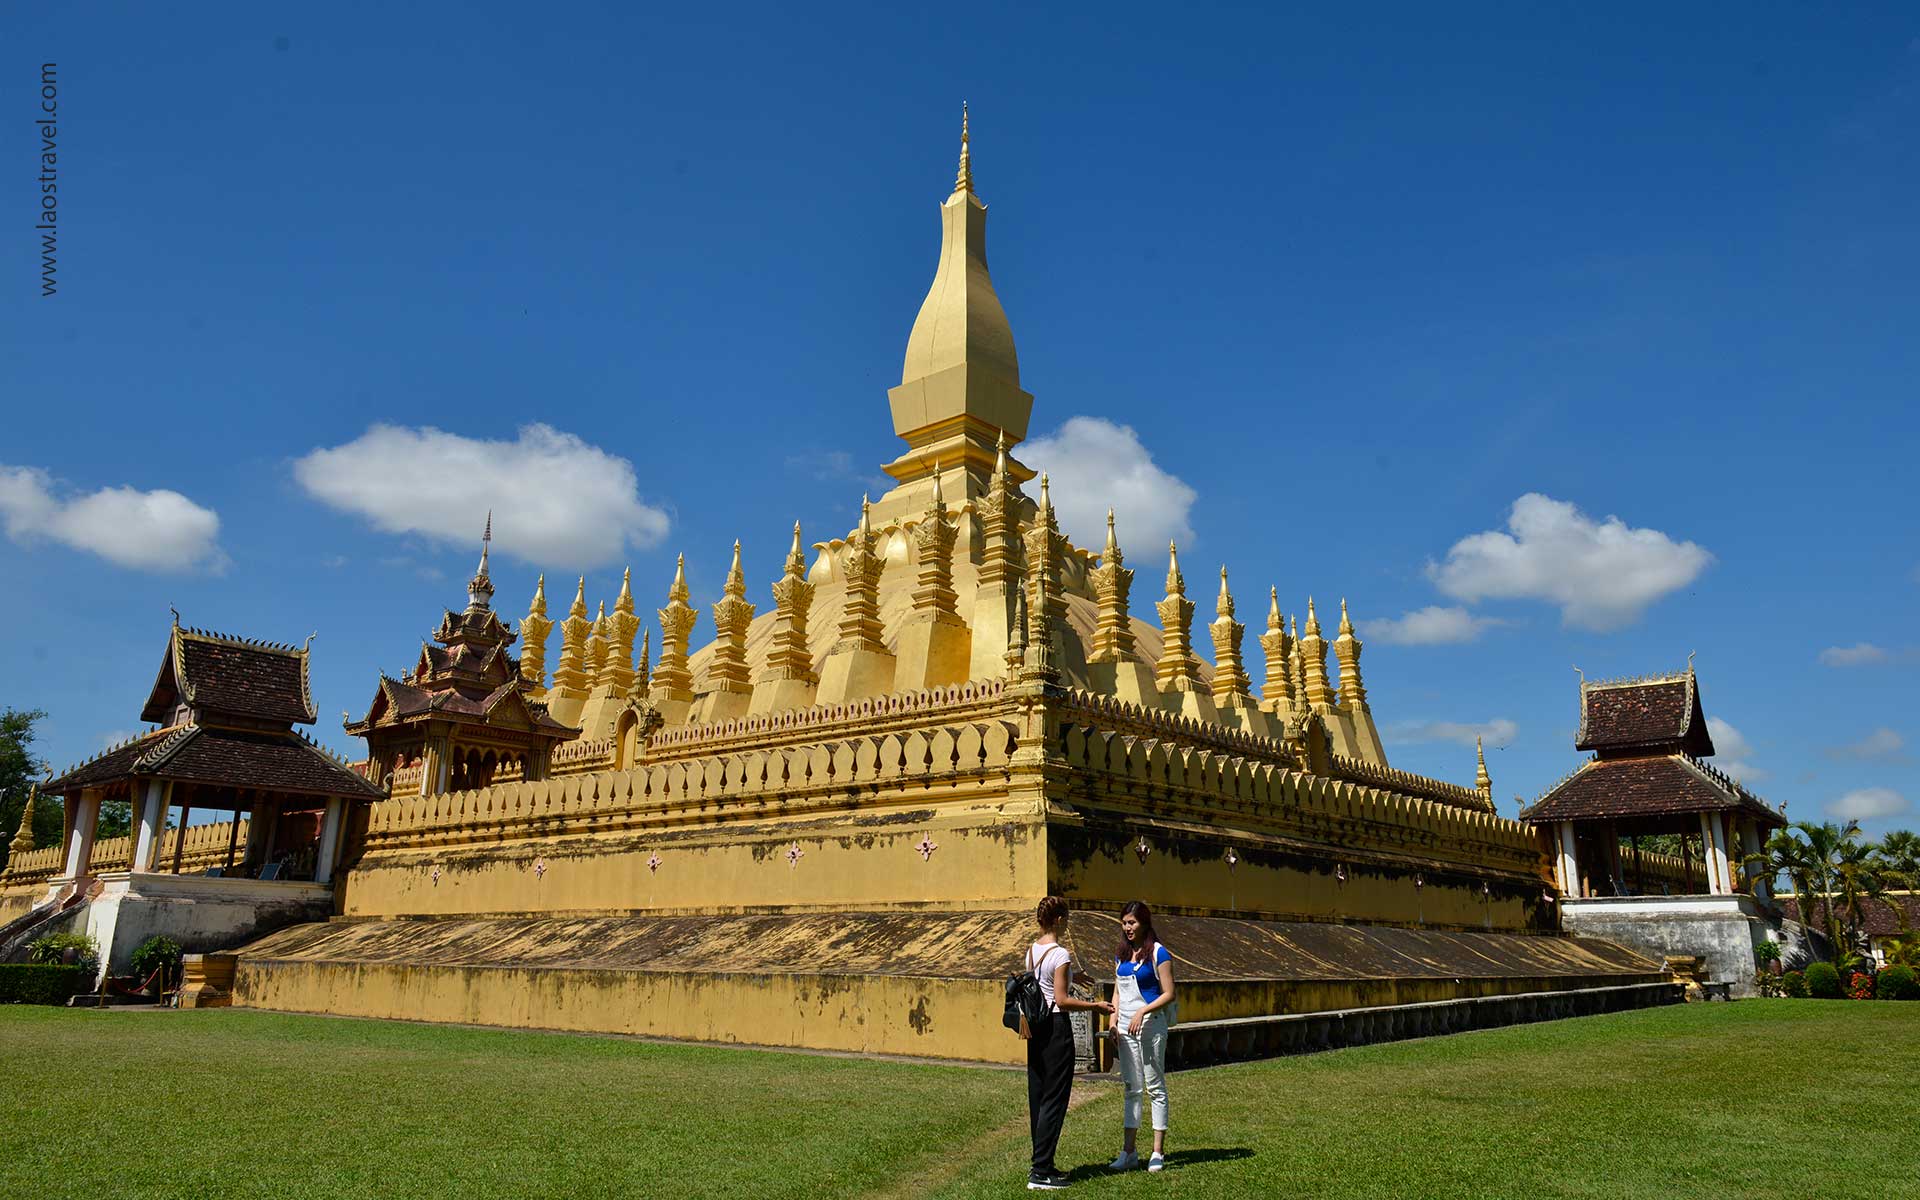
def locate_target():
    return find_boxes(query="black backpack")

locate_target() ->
[1003,945,1053,1035]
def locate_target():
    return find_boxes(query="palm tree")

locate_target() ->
[1748,821,1860,957]
[1873,830,1920,892]
[1832,835,1893,953]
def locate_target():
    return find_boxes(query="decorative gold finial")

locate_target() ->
[7,785,37,857]
[616,567,634,610]
[955,101,973,195]
[786,521,806,576]
[1104,509,1118,559]
[931,470,945,510]
[1305,597,1321,636]
[724,539,746,596]
[1268,586,1281,631]
[570,576,588,618]
[1166,541,1185,595]
[860,494,873,540]
[531,574,547,613]
[1475,736,1492,793]
[1338,597,1354,637]
[669,553,689,603]
[1217,565,1235,618]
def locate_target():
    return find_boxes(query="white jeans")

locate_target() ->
[1114,1009,1169,1131]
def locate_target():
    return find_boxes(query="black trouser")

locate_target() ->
[1026,1011,1076,1175]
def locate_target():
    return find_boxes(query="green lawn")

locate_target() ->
[2,1002,1915,1199]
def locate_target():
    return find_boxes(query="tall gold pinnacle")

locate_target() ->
[955,102,973,195]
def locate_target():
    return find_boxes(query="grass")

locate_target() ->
[2,1001,1915,1199]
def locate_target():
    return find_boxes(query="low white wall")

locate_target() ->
[1561,894,1770,998]
[81,872,333,984]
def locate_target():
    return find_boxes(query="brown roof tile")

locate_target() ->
[143,626,315,726]
[44,726,381,799]
[1521,754,1783,825]
[1577,677,1712,755]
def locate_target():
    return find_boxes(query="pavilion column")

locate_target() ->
[62,789,102,879]
[1554,822,1580,898]
[171,799,193,874]
[132,779,172,872]
[1739,820,1769,901]
[1700,812,1731,895]
[314,797,347,885]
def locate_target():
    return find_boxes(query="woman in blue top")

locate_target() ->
[1108,899,1175,1172]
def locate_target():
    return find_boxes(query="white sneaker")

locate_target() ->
[1147,1153,1166,1173]
[1107,1151,1138,1172]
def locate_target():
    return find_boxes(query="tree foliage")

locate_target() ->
[0,708,57,874]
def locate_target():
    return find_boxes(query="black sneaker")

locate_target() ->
[1027,1169,1070,1190]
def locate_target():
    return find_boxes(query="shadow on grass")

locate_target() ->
[1063,1147,1255,1180]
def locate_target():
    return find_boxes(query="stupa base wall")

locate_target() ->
[229,910,1668,1066]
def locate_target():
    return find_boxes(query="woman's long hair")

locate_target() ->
[1115,899,1158,966]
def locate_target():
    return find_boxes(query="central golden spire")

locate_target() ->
[880,106,1035,506]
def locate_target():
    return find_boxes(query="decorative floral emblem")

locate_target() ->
[1224,848,1239,870]
[1335,863,1347,883]
[431,864,442,886]
[647,852,662,874]
[786,843,804,868]
[533,856,547,879]
[1135,837,1152,863]
[915,835,938,862]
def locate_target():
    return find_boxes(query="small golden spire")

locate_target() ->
[1166,541,1185,595]
[786,521,806,576]
[1476,736,1492,793]
[7,785,37,856]
[724,539,746,597]
[616,567,634,612]
[1338,597,1354,637]
[569,576,588,619]
[1217,565,1235,618]
[860,494,873,541]
[1267,586,1282,632]
[1104,508,1118,561]
[994,429,1008,479]
[669,553,689,603]
[530,573,548,616]
[931,470,946,512]
[1038,472,1051,513]
[954,101,974,195]
[1305,597,1321,636]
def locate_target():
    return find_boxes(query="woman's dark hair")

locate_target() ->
[1116,899,1158,965]
[1036,895,1070,930]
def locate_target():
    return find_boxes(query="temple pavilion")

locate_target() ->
[1522,666,1788,997]
[37,615,385,885]
[1521,666,1785,900]
[346,519,577,795]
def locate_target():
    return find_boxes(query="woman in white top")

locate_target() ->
[1108,899,1175,1173]
[1023,895,1113,1191]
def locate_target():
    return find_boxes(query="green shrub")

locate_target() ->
[26,932,99,976]
[1805,961,1842,999]
[1780,970,1808,998]
[1754,940,1782,967]
[1876,964,1919,1001]
[0,963,89,1005]
[131,935,183,989]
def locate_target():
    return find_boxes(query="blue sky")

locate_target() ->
[2,3,1915,832]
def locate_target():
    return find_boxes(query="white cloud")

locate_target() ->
[1819,643,1890,667]
[1826,728,1907,762]
[1829,787,1908,821]
[293,424,670,568]
[0,465,225,572]
[1019,417,1197,555]
[1385,717,1518,749]
[1706,716,1768,783]
[1362,606,1503,646]
[1427,493,1712,632]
